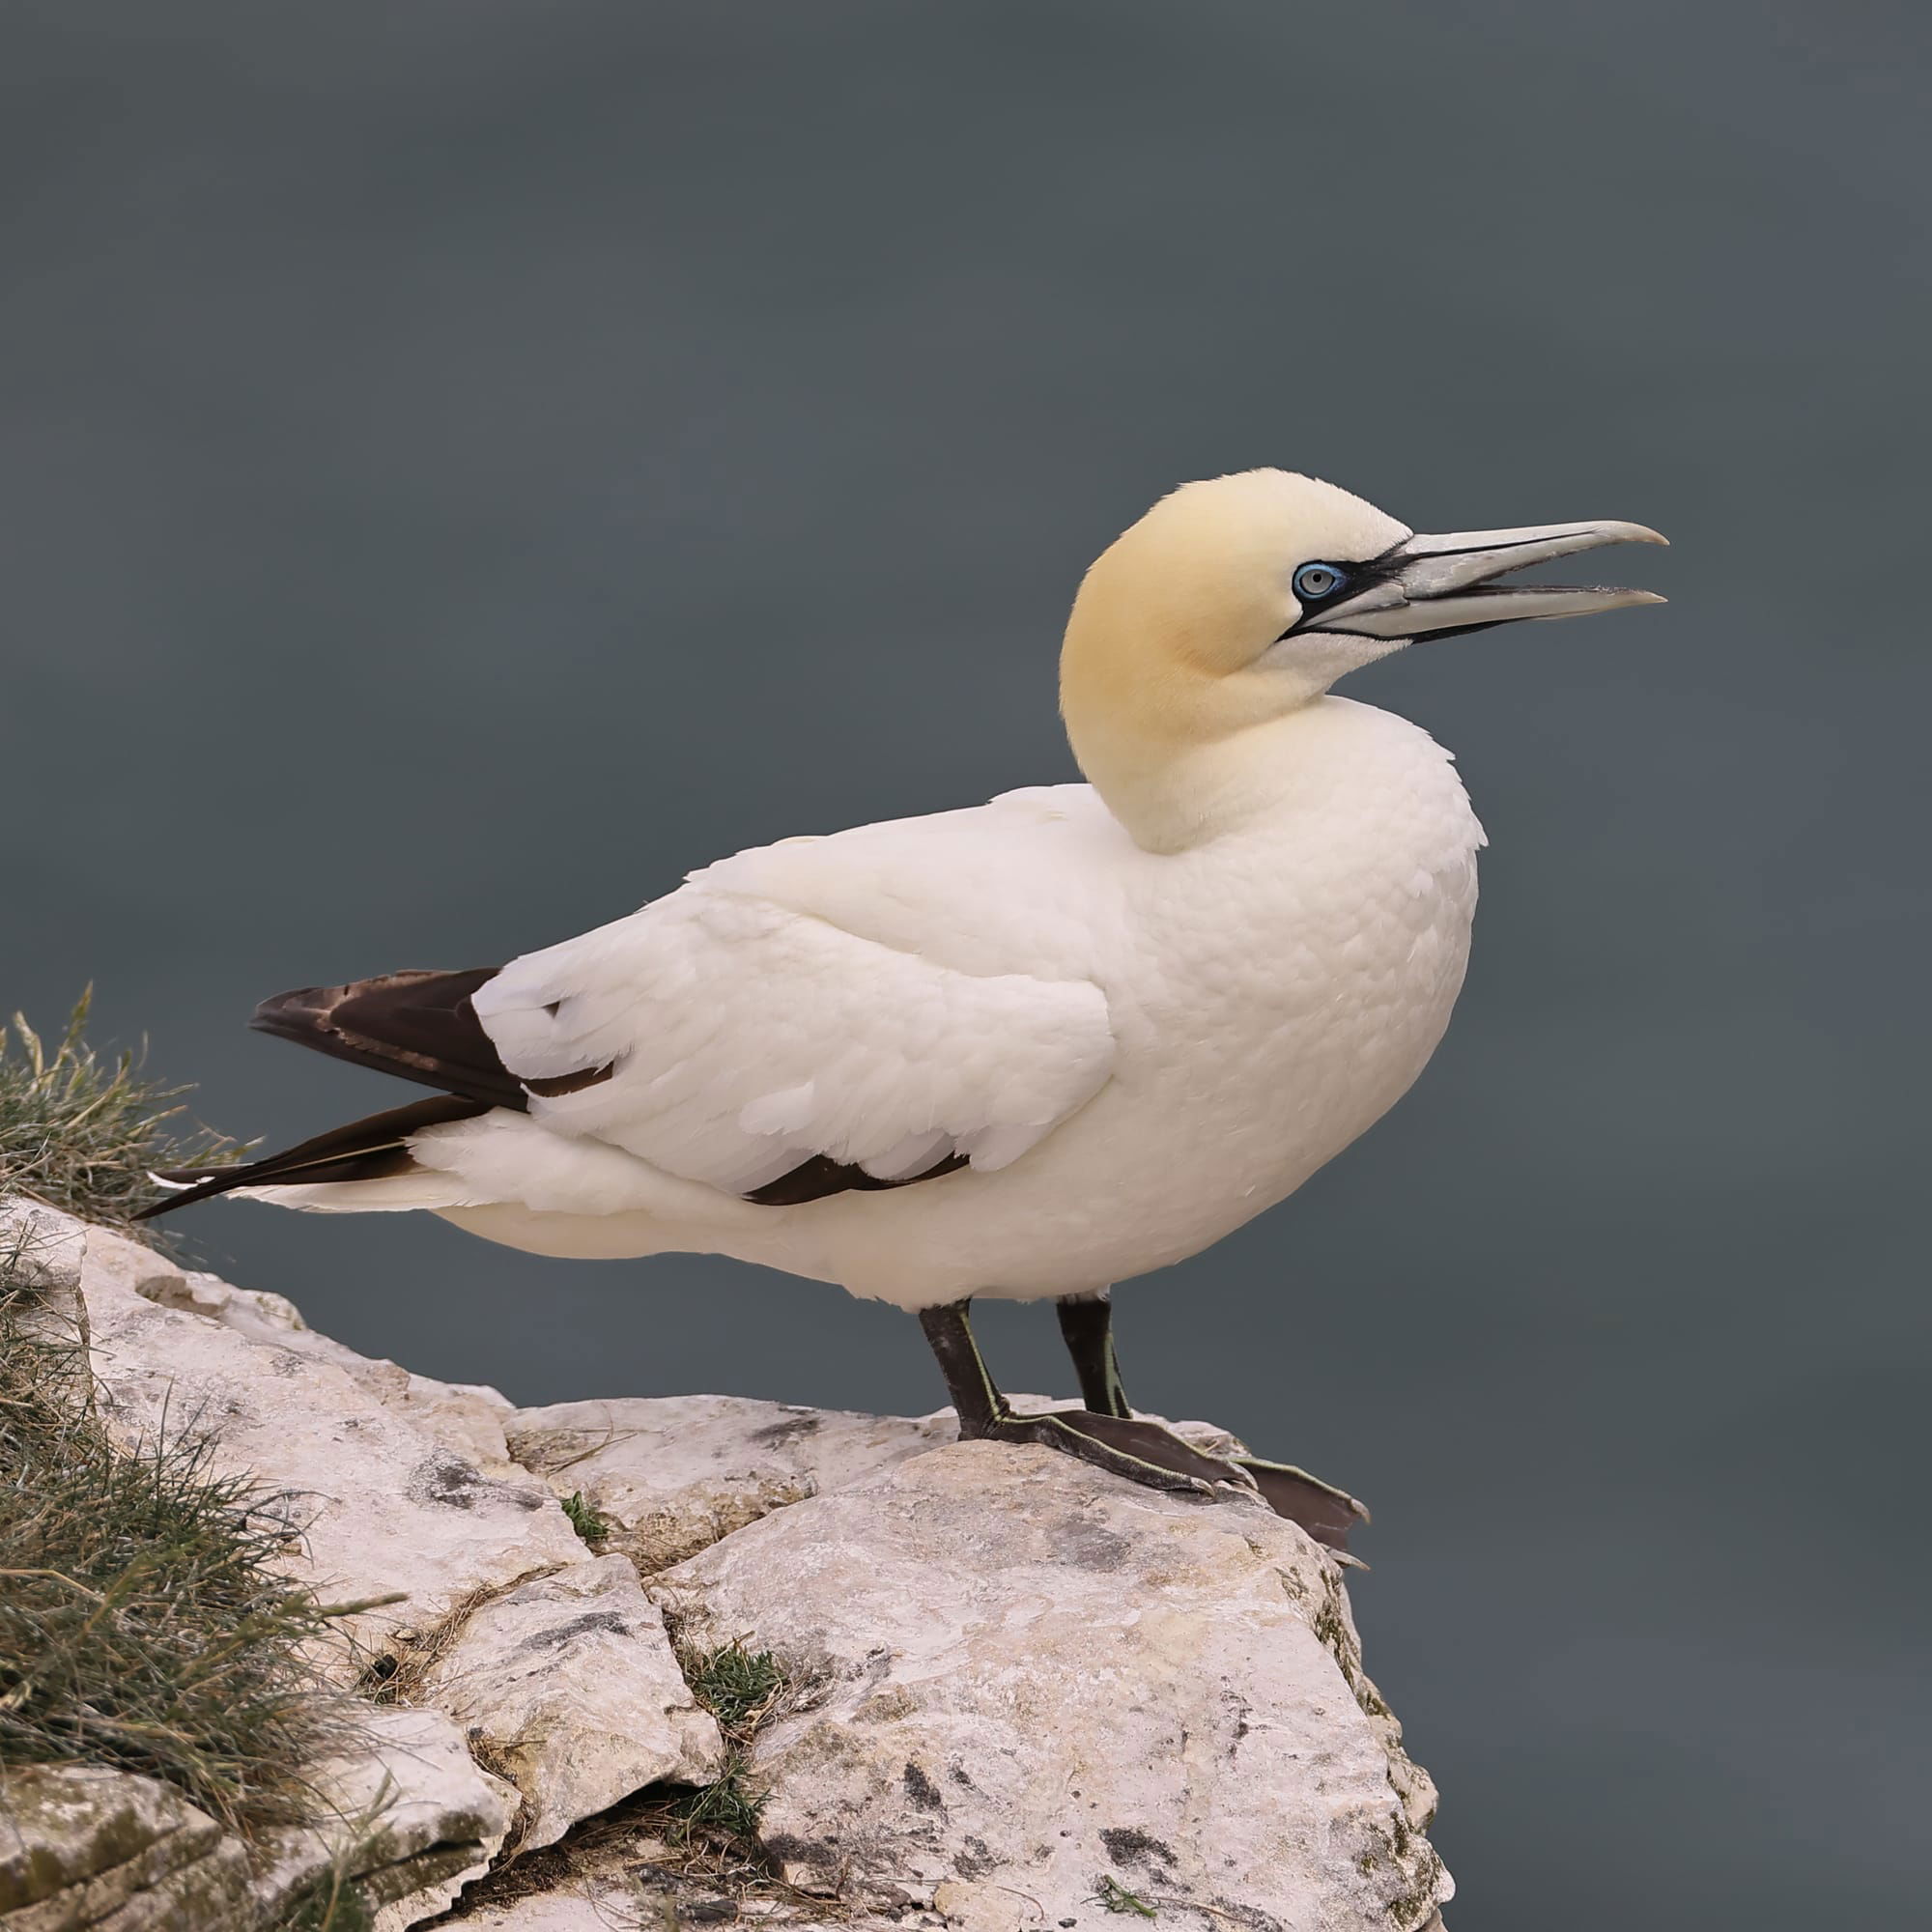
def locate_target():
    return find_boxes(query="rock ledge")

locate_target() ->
[0,1198,1449,1932]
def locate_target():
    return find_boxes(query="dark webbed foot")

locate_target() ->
[923,1297,1369,1547]
[969,1406,1262,1499]
[1229,1457,1369,1551]
[1054,1291,1370,1551]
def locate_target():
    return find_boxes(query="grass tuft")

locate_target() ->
[661,1638,792,1863]
[0,992,247,1238]
[0,1224,355,1833]
[668,1762,767,1846]
[683,1639,786,1736]
[560,1491,610,1545]
[276,1868,377,1931]
[0,1006,356,1859]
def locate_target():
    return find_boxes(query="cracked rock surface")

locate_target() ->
[0,1763,253,1930]
[0,1198,1451,1930]
[249,1705,518,1931]
[65,1211,586,1682]
[507,1394,955,1575]
[654,1441,1448,1932]
[410,1554,724,1854]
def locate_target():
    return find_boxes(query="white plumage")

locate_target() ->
[222,469,1663,1319]
[471,844,1117,1196]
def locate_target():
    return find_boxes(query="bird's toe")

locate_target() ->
[986,1407,1263,1500]
[1232,1457,1368,1551]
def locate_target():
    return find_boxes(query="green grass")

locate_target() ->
[683,1639,786,1735]
[0,1000,371,1927]
[0,992,246,1235]
[275,1869,376,1932]
[0,1223,355,1834]
[560,1491,610,1544]
[668,1760,767,1846]
[1096,1875,1158,1918]
[666,1639,790,1858]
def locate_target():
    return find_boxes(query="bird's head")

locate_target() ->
[1060,468,1665,847]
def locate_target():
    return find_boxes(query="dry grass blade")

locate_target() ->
[0,990,250,1238]
[0,1015,360,1854]
[0,1228,358,1832]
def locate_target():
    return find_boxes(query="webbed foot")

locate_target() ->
[971,1406,1262,1500]
[1231,1456,1369,1551]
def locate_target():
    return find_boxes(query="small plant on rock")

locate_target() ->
[0,992,245,1234]
[1096,1874,1158,1918]
[659,1636,795,1873]
[0,1000,368,1922]
[561,1491,610,1544]
[0,1191,351,1838]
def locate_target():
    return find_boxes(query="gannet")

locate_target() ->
[146,470,1663,1547]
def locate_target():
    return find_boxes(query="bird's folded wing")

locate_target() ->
[469,886,1116,1198]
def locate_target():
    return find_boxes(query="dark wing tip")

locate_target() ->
[247,968,526,1112]
[249,983,327,1036]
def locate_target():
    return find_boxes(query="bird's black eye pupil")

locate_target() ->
[1294,562,1347,601]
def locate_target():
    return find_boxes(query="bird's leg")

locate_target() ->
[917,1298,1259,1500]
[1053,1290,1370,1552]
[1055,1291,1131,1418]
[917,1295,1005,1435]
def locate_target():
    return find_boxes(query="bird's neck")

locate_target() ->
[1061,623,1313,854]
[1072,710,1327,852]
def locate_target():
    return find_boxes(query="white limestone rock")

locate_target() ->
[0,1763,252,1931]
[505,1395,1252,1580]
[655,1440,1450,1932]
[97,1229,519,1476]
[1,1198,1453,1930]
[454,1885,909,1931]
[411,1553,724,1853]
[0,1200,585,1682]
[249,1704,517,1929]
[505,1394,955,1573]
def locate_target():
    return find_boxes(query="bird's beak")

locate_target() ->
[1300,520,1668,640]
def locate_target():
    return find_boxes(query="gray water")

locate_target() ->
[5,5,1926,1924]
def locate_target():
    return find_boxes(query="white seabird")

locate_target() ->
[148,469,1664,1546]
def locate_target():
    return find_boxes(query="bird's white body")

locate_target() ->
[264,696,1482,1309]
[227,469,1664,1317]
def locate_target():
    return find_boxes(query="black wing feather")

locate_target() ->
[148,963,970,1218]
[250,968,528,1111]
[137,1094,490,1220]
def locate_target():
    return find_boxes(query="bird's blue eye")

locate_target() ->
[1293,561,1348,602]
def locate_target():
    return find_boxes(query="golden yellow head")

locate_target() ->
[1059,468,1664,850]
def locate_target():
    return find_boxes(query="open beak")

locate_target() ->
[1300,520,1668,640]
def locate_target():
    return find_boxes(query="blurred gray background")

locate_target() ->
[5,3,1926,1924]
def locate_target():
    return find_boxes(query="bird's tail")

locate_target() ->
[140,963,527,1221]
[138,1094,490,1220]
